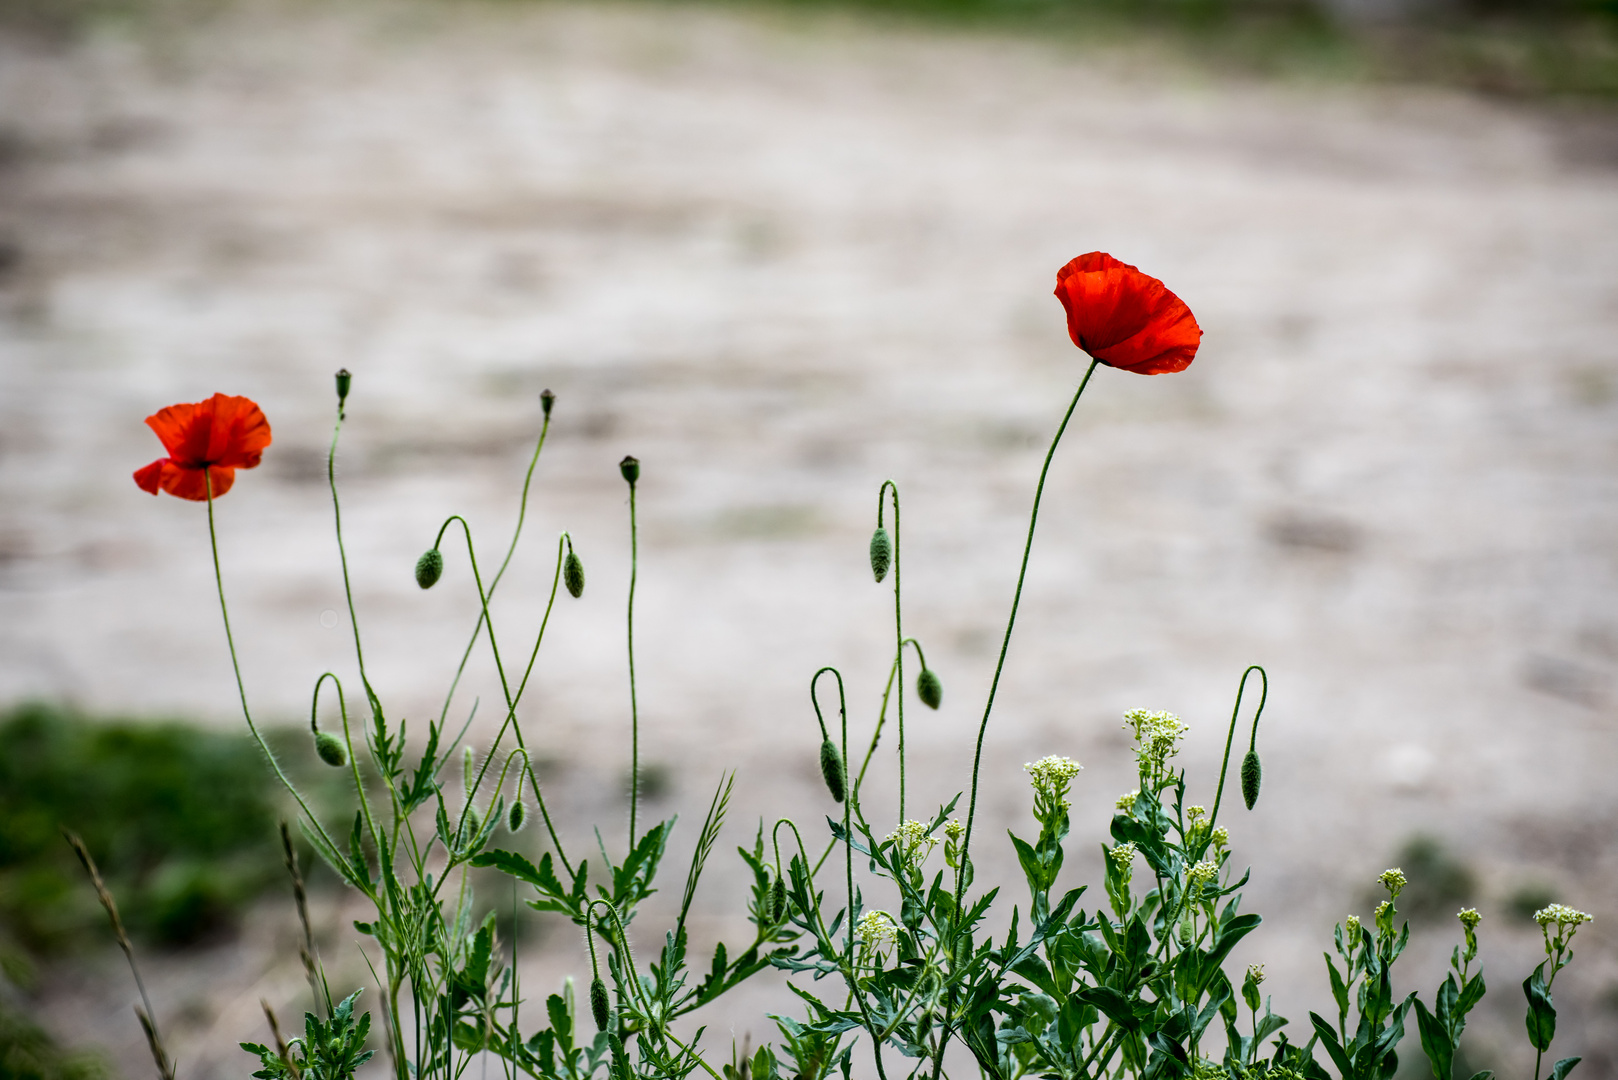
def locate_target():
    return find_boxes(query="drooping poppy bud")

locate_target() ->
[540,388,555,417]
[564,551,585,599]
[416,548,443,589]
[916,668,942,710]
[619,456,639,486]
[335,368,352,406]
[819,739,845,804]
[869,528,892,583]
[770,874,788,922]
[590,977,611,1032]
[314,731,348,768]
[508,800,527,832]
[1240,750,1262,810]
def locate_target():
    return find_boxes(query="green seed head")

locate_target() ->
[416,548,444,589]
[619,455,640,486]
[314,731,348,768]
[916,668,942,710]
[540,388,555,417]
[564,551,585,599]
[770,874,788,922]
[508,800,527,832]
[818,738,845,803]
[869,528,892,583]
[1240,749,1262,810]
[590,976,611,1032]
[334,368,352,406]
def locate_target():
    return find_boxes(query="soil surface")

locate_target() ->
[2,1,1616,1075]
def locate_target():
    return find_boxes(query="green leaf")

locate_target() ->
[1413,998,1453,1080]
[1550,1059,1581,1080]
[1524,965,1556,1052]
[1309,1012,1353,1078]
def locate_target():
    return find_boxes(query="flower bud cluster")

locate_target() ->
[1025,755,1083,819]
[885,819,938,870]
[1115,789,1139,812]
[1186,860,1220,892]
[943,818,966,869]
[1377,868,1407,899]
[1533,904,1591,928]
[1123,709,1188,783]
[856,909,898,957]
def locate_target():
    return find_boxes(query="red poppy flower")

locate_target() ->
[1054,253,1201,375]
[133,393,272,500]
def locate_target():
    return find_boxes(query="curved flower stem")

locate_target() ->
[626,477,641,849]
[326,408,383,722]
[438,410,552,727]
[435,515,573,875]
[876,481,904,823]
[204,477,340,856]
[958,359,1099,895]
[1210,665,1268,827]
[312,671,382,851]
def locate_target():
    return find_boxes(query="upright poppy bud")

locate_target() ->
[1240,749,1262,810]
[416,548,443,589]
[819,739,845,803]
[619,456,639,486]
[314,730,348,768]
[590,977,611,1032]
[870,528,892,583]
[540,388,555,417]
[564,551,585,599]
[916,668,942,710]
[334,368,352,407]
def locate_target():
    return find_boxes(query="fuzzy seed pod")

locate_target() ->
[314,731,348,768]
[564,551,585,599]
[770,874,788,922]
[619,456,640,486]
[508,800,527,832]
[916,668,942,710]
[1240,750,1262,810]
[1178,912,1193,946]
[818,738,845,804]
[415,548,444,589]
[869,528,892,583]
[590,977,611,1032]
[540,388,555,417]
[334,368,352,405]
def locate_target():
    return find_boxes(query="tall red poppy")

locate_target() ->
[133,393,272,500]
[1054,253,1201,375]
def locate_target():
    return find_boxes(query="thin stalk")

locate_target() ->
[877,481,904,823]
[959,359,1099,893]
[205,476,339,853]
[626,477,641,848]
[1210,665,1267,826]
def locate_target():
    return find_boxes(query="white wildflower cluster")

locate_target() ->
[1186,805,1206,820]
[1210,826,1230,849]
[1344,914,1361,939]
[857,909,899,949]
[1534,905,1592,929]
[1123,709,1189,780]
[1186,860,1220,890]
[1116,789,1140,812]
[885,819,938,868]
[1378,868,1407,898]
[1374,900,1392,922]
[1025,755,1083,793]
[943,818,966,868]
[1245,963,1266,986]
[1457,908,1482,932]
[1108,842,1137,871]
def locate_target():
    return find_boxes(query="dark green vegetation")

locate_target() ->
[0,1001,106,1080]
[0,702,280,951]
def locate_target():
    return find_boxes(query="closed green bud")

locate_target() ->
[1240,750,1262,810]
[334,368,352,405]
[463,802,484,838]
[619,455,639,486]
[508,800,527,832]
[416,548,443,589]
[564,551,585,599]
[590,977,611,1032]
[770,874,788,922]
[314,731,348,768]
[818,739,845,803]
[869,528,892,583]
[540,388,555,417]
[916,668,942,710]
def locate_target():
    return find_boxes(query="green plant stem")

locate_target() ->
[204,477,339,855]
[326,410,382,719]
[438,412,551,727]
[311,671,383,854]
[878,481,904,823]
[959,359,1098,893]
[1209,664,1267,827]
[627,481,641,849]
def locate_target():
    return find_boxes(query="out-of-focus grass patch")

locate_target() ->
[1391,834,1477,922]
[0,1000,106,1080]
[0,702,329,953]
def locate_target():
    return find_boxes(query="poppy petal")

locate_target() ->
[134,459,167,494]
[1054,252,1201,375]
[161,462,236,501]
[204,393,272,469]
[145,401,207,462]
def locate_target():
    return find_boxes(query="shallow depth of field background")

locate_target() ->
[1,0,1617,1075]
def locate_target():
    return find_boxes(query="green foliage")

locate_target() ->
[0,703,278,949]
[241,990,374,1080]
[0,1000,106,1080]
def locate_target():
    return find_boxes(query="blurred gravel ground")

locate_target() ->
[1,1,1617,1075]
